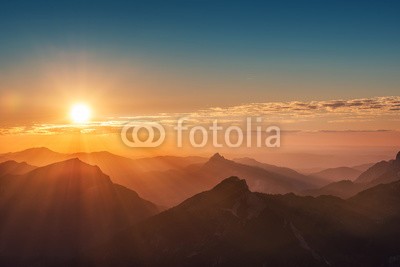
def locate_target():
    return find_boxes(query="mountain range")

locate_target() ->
[2,148,400,205]
[79,176,400,267]
[1,150,400,266]
[307,167,363,182]
[110,152,328,206]
[302,151,400,199]
[0,149,327,206]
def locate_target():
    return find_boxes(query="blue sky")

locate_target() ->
[0,0,399,154]
[0,0,400,112]
[1,1,399,59]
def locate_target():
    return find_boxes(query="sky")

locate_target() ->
[0,0,399,163]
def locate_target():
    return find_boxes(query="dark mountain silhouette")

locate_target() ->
[349,178,400,220]
[308,167,362,182]
[1,150,400,266]
[0,160,36,176]
[0,159,159,266]
[79,177,400,267]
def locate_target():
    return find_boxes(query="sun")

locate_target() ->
[70,103,91,124]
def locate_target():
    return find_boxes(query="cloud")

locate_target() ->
[1,96,399,135]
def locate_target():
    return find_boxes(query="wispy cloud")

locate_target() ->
[1,96,399,135]
[194,96,400,118]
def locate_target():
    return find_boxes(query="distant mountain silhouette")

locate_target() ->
[297,162,375,175]
[79,177,400,267]
[200,153,324,193]
[0,148,209,205]
[0,147,68,166]
[3,148,398,206]
[234,157,326,186]
[0,149,334,206]
[133,155,207,171]
[351,162,375,172]
[72,151,207,173]
[301,180,367,199]
[308,167,362,182]
[0,160,36,176]
[355,151,400,184]
[0,159,159,266]
[0,147,206,171]
[131,153,329,207]
[302,151,400,199]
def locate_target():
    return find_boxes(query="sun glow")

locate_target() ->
[70,103,91,124]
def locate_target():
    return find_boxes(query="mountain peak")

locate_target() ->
[38,157,103,176]
[212,176,249,193]
[0,160,31,167]
[209,153,225,161]
[0,160,20,165]
[58,157,87,165]
[52,158,88,167]
[0,160,36,176]
[20,147,56,153]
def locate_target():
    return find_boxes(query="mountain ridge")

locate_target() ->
[0,158,159,266]
[79,176,400,267]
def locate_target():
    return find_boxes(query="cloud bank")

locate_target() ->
[1,96,399,135]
